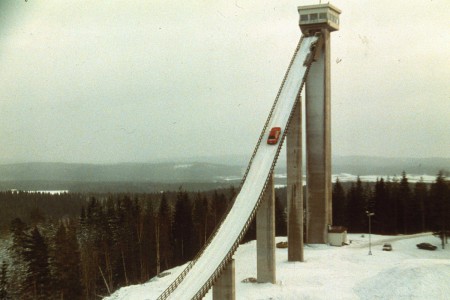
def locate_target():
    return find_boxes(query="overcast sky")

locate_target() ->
[1,0,449,164]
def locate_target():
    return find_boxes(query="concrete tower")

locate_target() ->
[298,3,341,244]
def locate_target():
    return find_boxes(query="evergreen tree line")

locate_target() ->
[332,171,449,237]
[0,191,85,234]
[2,187,278,299]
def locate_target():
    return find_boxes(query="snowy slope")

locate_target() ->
[105,233,450,300]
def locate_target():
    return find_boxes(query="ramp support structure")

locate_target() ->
[305,29,332,244]
[212,259,235,300]
[298,3,341,244]
[257,173,276,283]
[287,97,304,261]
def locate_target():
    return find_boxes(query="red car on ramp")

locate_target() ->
[267,127,281,145]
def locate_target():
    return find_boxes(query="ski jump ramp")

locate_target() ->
[157,35,319,300]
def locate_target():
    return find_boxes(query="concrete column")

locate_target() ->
[257,173,276,283]
[305,30,332,244]
[286,97,304,261]
[213,259,235,300]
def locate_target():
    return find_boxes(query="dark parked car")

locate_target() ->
[416,243,437,251]
[382,243,392,251]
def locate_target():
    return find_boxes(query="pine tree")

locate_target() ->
[212,190,229,227]
[414,179,428,232]
[386,177,400,234]
[406,177,423,233]
[275,195,287,236]
[172,190,194,264]
[373,178,389,234]
[8,218,28,299]
[52,222,83,300]
[192,193,209,249]
[114,196,141,287]
[10,218,27,253]
[0,260,9,300]
[133,197,147,283]
[228,185,237,207]
[28,206,46,227]
[79,197,106,299]
[398,172,412,234]
[22,227,52,300]
[141,200,156,281]
[346,177,367,233]
[156,193,172,273]
[332,178,346,227]
[205,196,216,242]
[430,171,449,248]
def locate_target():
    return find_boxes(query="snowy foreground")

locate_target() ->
[105,233,449,300]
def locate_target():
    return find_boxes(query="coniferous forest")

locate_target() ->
[0,172,448,300]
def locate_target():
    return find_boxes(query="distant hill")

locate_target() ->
[0,162,244,183]
[180,155,449,176]
[0,156,448,192]
[0,162,245,192]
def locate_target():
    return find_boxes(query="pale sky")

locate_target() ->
[1,0,449,164]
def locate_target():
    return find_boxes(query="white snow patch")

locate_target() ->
[9,189,69,195]
[215,176,242,182]
[173,164,193,169]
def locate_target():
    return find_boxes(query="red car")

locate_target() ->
[267,127,281,145]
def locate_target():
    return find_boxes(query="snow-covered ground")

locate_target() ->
[272,173,437,183]
[105,233,449,300]
[331,174,438,184]
[272,173,438,188]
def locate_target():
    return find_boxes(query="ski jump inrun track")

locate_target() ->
[157,35,320,300]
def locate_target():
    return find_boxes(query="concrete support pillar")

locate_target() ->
[256,173,276,283]
[213,259,235,300]
[305,30,332,244]
[286,97,304,261]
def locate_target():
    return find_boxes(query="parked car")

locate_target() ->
[416,243,437,251]
[267,127,281,145]
[382,243,392,251]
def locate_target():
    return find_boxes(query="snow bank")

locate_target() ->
[105,233,450,300]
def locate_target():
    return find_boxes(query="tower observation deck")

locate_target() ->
[298,3,341,36]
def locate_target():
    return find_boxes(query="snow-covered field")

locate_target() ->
[9,189,69,194]
[105,233,449,300]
